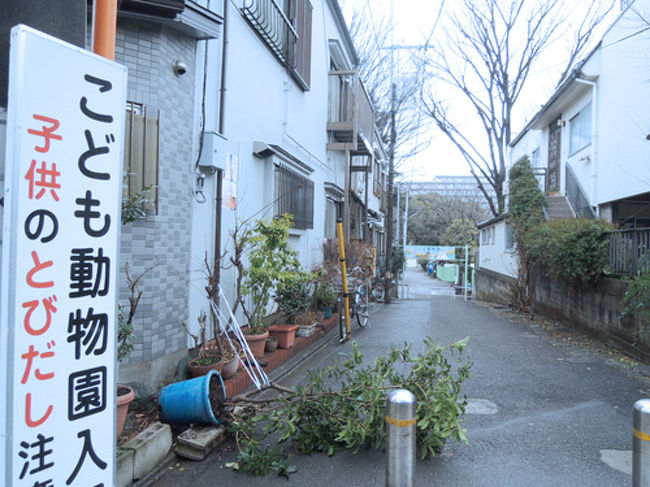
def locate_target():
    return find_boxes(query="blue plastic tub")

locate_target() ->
[158,369,226,425]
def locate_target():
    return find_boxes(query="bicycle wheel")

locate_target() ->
[355,284,369,328]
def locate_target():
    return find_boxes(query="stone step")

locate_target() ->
[546,196,575,220]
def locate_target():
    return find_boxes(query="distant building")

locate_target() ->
[401,175,495,209]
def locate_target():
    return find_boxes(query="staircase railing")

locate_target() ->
[565,164,596,219]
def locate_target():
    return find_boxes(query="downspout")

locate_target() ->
[218,0,228,135]
[575,77,598,216]
[215,0,228,305]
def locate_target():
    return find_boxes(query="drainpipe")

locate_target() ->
[575,77,598,216]
[218,0,228,135]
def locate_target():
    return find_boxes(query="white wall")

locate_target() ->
[478,219,517,278]
[594,0,650,205]
[187,0,360,335]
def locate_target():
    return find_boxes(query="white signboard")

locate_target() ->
[405,245,456,261]
[1,25,126,486]
[223,153,238,210]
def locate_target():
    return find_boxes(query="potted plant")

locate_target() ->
[268,270,312,348]
[185,311,238,379]
[116,262,157,438]
[295,309,322,337]
[312,283,337,319]
[239,215,300,357]
[184,254,239,378]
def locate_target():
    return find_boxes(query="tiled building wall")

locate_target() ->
[115,19,196,366]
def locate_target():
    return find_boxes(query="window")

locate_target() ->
[569,102,592,155]
[123,102,159,215]
[324,196,341,239]
[531,148,540,168]
[242,0,313,90]
[505,223,515,250]
[274,164,314,229]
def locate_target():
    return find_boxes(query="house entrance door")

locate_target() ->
[547,117,561,194]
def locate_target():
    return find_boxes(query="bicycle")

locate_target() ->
[335,266,369,342]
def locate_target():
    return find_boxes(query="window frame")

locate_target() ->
[274,163,314,230]
[569,102,592,155]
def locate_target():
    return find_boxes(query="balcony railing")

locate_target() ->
[327,70,374,155]
[242,0,297,68]
[606,227,650,275]
[565,164,596,219]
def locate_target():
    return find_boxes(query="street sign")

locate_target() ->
[1,24,126,486]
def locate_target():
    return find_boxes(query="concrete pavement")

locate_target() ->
[149,266,646,486]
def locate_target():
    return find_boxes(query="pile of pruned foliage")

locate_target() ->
[224,338,472,476]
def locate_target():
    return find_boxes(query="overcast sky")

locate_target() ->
[340,0,618,183]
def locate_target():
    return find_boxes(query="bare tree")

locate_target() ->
[346,3,433,166]
[421,0,612,217]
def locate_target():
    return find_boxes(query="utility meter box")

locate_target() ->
[198,131,226,174]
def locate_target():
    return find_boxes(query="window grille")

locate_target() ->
[274,164,314,229]
[242,0,312,89]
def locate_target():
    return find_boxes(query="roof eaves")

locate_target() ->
[326,0,360,67]
[510,41,602,147]
[477,213,509,229]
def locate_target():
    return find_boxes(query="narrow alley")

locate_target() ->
[151,267,643,486]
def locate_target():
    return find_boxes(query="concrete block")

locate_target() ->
[122,422,172,480]
[116,447,135,487]
[174,425,226,461]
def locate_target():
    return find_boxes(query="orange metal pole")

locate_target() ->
[93,0,118,60]
[336,219,352,340]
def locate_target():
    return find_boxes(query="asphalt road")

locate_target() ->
[150,267,647,486]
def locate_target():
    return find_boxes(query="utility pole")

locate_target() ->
[384,81,396,304]
[382,0,430,304]
[396,182,401,245]
[401,187,409,299]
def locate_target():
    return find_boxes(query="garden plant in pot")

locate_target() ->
[239,215,301,357]
[185,255,239,379]
[117,262,157,439]
[184,311,238,379]
[270,270,313,349]
[312,283,337,319]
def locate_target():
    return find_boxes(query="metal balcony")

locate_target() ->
[242,0,297,68]
[327,70,374,157]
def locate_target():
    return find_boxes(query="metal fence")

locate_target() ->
[566,164,597,220]
[606,227,650,275]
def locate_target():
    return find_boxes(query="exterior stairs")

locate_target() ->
[546,195,575,220]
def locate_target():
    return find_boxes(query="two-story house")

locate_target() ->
[477,0,650,299]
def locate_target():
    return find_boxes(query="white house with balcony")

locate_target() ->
[510,0,650,226]
[477,0,650,300]
[186,0,384,348]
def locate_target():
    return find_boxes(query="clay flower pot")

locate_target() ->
[268,324,298,349]
[265,335,279,353]
[244,330,269,359]
[117,384,135,438]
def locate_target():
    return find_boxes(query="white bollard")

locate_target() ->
[386,389,416,487]
[634,399,650,486]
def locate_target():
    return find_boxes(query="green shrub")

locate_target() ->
[275,271,314,322]
[621,271,650,324]
[312,284,337,308]
[392,244,406,279]
[228,338,471,476]
[527,219,613,282]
